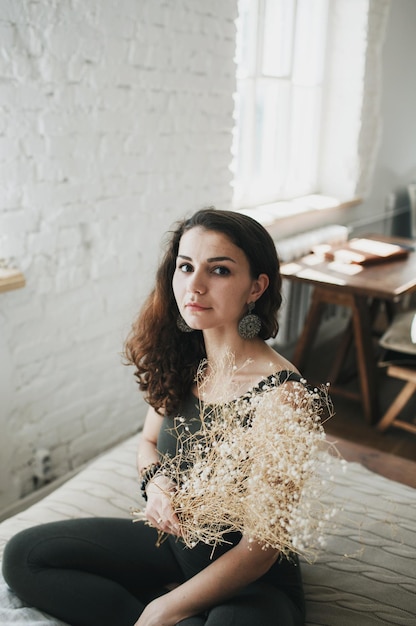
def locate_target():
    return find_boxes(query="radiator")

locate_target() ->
[274,225,349,346]
[386,184,416,239]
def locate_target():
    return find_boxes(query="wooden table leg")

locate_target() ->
[291,287,380,424]
[329,319,353,383]
[350,294,380,424]
[292,289,326,372]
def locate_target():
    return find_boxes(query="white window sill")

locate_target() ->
[236,195,362,240]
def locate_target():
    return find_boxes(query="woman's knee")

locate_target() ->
[205,583,303,626]
[2,525,39,591]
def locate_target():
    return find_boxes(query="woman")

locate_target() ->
[2,207,306,625]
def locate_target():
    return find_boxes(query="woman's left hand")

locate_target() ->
[145,475,182,536]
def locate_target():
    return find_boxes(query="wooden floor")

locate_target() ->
[322,367,416,462]
[280,332,416,487]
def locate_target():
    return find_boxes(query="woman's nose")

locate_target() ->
[188,270,206,294]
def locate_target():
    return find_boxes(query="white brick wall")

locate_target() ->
[0,0,238,512]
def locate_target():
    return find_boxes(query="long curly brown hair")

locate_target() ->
[123,207,283,415]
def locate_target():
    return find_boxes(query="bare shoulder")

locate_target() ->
[262,343,300,376]
[235,343,300,393]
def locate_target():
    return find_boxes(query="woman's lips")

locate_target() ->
[186,303,209,312]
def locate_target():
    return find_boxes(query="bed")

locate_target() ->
[0,433,415,625]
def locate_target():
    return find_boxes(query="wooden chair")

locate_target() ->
[378,310,416,434]
[378,364,416,434]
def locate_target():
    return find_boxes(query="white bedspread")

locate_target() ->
[0,434,415,625]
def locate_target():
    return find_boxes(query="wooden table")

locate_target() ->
[280,235,416,424]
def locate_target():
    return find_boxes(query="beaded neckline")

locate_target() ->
[196,369,304,406]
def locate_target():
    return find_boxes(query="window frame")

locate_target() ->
[231,0,391,222]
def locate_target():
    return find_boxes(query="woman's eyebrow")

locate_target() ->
[177,254,236,263]
[207,256,236,263]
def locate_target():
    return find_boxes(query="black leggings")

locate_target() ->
[2,518,305,626]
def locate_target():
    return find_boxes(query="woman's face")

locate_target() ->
[172,226,266,334]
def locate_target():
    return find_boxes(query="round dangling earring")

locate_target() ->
[177,314,194,333]
[238,302,261,339]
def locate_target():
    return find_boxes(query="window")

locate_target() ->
[232,0,330,209]
[232,0,390,217]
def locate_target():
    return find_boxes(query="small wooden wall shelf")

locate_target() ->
[0,268,26,294]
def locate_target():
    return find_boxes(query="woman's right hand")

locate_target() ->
[133,593,181,626]
[145,474,182,536]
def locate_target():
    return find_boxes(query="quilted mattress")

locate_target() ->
[0,434,415,625]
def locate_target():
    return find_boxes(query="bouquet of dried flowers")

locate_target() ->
[133,358,340,561]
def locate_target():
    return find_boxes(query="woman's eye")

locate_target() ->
[179,263,193,273]
[213,266,230,276]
